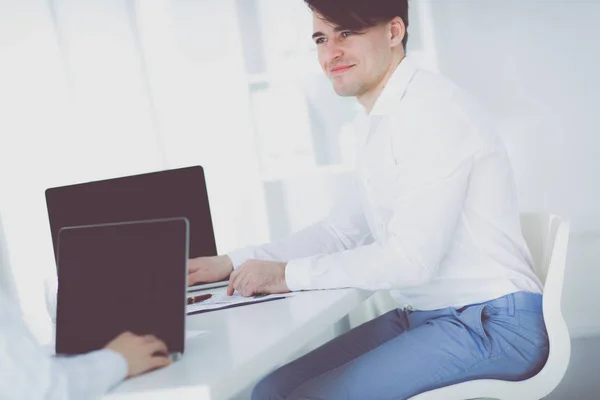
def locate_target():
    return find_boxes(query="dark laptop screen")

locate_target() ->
[45,165,217,264]
[55,218,188,355]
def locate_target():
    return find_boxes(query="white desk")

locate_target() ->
[105,287,373,400]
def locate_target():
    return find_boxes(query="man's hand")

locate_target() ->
[105,332,172,378]
[227,259,290,297]
[188,255,233,286]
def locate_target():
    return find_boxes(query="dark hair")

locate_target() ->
[304,0,409,50]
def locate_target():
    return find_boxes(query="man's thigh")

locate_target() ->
[286,304,548,400]
[251,308,409,400]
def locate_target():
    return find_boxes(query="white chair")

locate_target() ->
[408,213,571,400]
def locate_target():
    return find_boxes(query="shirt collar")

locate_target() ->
[369,56,420,116]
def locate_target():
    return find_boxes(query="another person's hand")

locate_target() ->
[227,259,290,297]
[105,332,172,378]
[188,255,233,286]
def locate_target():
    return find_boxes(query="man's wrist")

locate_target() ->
[219,255,234,275]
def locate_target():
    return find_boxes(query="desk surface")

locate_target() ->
[105,287,373,400]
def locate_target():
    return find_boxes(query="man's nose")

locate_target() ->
[323,42,343,63]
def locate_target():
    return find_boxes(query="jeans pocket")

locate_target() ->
[458,304,497,359]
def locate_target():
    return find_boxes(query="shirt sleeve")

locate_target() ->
[53,349,128,399]
[285,95,482,291]
[0,293,127,400]
[285,160,473,291]
[227,176,373,271]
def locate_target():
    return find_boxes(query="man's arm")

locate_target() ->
[0,293,170,399]
[285,159,473,291]
[285,96,483,292]
[51,349,128,399]
[227,177,373,269]
[0,293,126,399]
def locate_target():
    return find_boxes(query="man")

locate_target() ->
[188,1,549,398]
[0,215,172,399]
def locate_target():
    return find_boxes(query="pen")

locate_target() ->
[187,293,212,305]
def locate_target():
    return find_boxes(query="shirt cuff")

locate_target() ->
[285,258,313,291]
[89,349,129,386]
[53,348,128,398]
[227,246,257,269]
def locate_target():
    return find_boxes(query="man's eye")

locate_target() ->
[341,31,354,38]
[315,37,326,45]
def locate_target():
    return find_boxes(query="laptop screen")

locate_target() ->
[45,165,217,265]
[55,218,188,356]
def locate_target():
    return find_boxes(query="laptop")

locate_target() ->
[45,165,228,291]
[55,218,188,359]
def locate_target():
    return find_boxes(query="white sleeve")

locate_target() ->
[227,176,373,271]
[0,294,127,400]
[52,349,128,399]
[284,160,472,291]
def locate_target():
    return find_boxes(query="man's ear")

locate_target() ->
[389,16,406,48]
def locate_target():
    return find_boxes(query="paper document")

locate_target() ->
[186,292,296,315]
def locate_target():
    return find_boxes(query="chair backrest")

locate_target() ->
[519,213,570,310]
[518,213,571,398]
[408,213,572,400]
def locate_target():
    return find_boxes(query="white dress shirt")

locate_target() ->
[228,56,543,311]
[0,292,127,399]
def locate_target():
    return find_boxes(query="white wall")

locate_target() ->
[426,0,600,337]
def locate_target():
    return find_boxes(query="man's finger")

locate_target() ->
[187,272,198,287]
[232,269,246,295]
[150,355,172,370]
[238,278,249,297]
[247,280,258,297]
[187,271,201,287]
[227,270,238,296]
[187,260,200,273]
[148,338,169,355]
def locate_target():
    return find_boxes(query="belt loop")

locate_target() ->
[507,293,515,316]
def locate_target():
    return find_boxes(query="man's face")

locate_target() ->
[312,13,393,98]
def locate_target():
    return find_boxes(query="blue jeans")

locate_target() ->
[251,291,549,400]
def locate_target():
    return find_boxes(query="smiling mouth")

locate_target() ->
[330,65,355,75]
